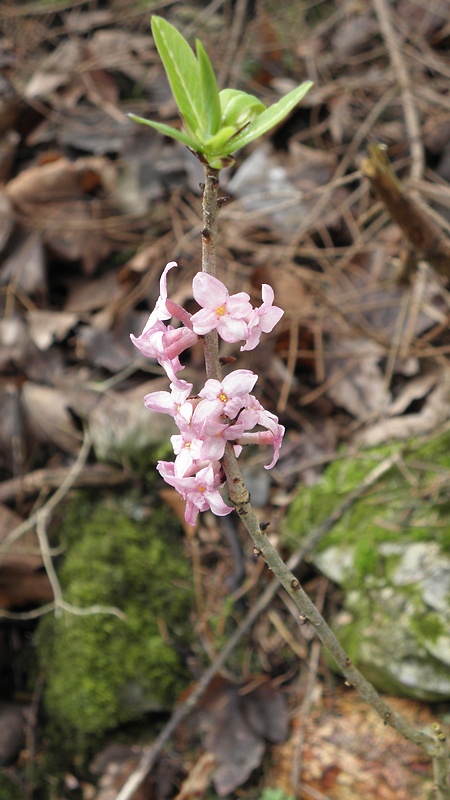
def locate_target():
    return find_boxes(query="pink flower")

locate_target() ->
[157,462,233,525]
[241,284,284,352]
[198,369,258,418]
[131,322,196,385]
[190,273,252,343]
[237,396,285,469]
[171,406,228,476]
[144,380,194,426]
[140,261,178,331]
[130,262,198,386]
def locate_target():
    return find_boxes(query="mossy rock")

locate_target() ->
[36,495,193,743]
[285,426,450,700]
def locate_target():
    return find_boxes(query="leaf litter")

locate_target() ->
[1,0,450,797]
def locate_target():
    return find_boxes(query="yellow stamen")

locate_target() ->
[219,392,228,403]
[215,305,226,316]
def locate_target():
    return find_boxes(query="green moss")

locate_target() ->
[36,495,193,745]
[0,774,23,800]
[285,429,450,578]
[409,610,445,644]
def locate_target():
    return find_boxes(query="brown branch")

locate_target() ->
[361,143,450,279]
[201,165,222,381]
[0,463,130,504]
[221,445,449,784]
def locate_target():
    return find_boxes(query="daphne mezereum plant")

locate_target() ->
[129,16,449,798]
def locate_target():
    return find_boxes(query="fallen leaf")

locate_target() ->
[64,271,124,313]
[21,382,82,454]
[74,316,139,372]
[241,682,289,743]
[26,310,78,351]
[206,687,265,796]
[0,233,46,296]
[185,677,289,796]
[0,503,41,572]
[174,752,216,800]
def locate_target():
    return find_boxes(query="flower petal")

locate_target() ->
[192,273,228,308]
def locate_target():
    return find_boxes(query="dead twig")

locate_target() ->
[361,143,450,279]
[371,0,424,180]
[0,463,130,504]
[0,430,125,621]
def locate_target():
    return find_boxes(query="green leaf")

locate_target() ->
[196,39,221,136]
[203,125,238,151]
[219,88,266,128]
[151,16,204,138]
[221,81,313,153]
[127,114,200,150]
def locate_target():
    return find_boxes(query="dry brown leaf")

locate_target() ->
[0,569,53,610]
[0,503,41,572]
[184,677,289,796]
[26,310,78,352]
[21,382,82,454]
[27,106,130,155]
[24,39,82,99]
[85,29,154,85]
[64,271,124,314]
[6,156,89,205]
[0,504,53,609]
[5,154,116,205]
[0,233,46,296]
[75,319,138,372]
[43,202,115,274]
[174,752,216,800]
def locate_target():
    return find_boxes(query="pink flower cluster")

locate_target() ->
[131,262,285,525]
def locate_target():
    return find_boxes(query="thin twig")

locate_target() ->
[0,430,93,563]
[0,463,129,504]
[0,430,125,621]
[372,0,424,180]
[0,601,125,621]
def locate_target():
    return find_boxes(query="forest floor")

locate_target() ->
[1,0,450,798]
